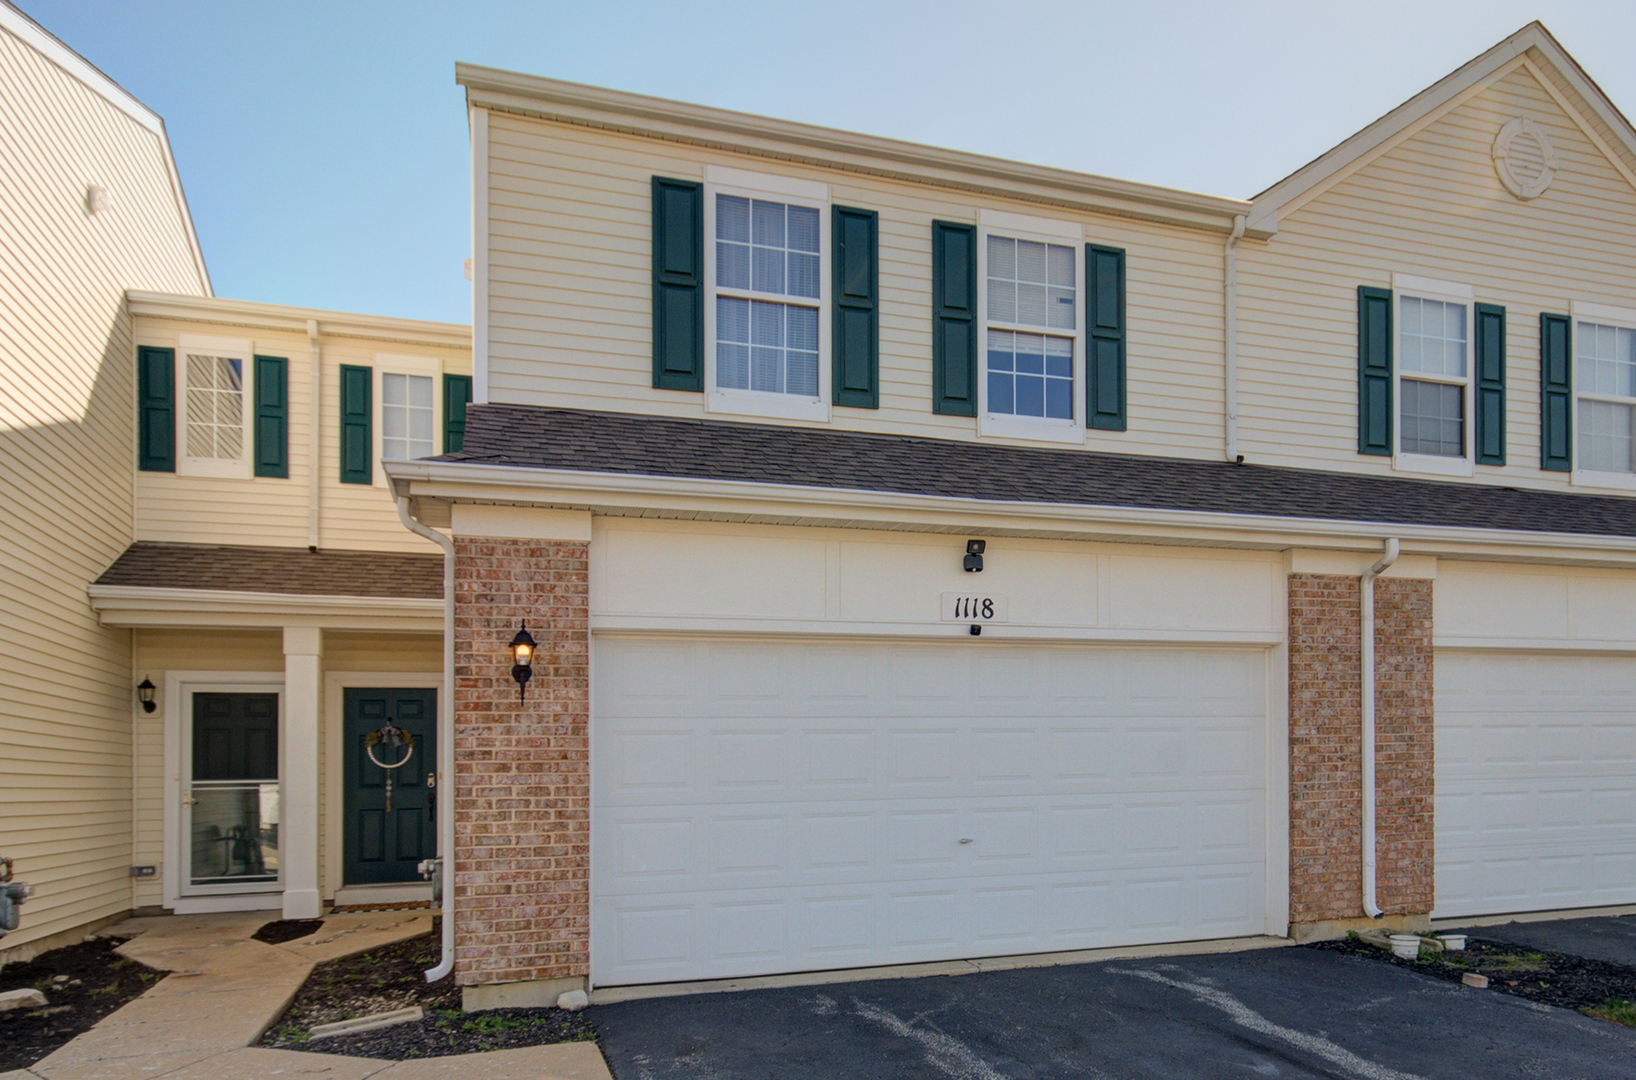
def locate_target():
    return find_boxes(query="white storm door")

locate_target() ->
[1435,651,1636,919]
[591,637,1269,987]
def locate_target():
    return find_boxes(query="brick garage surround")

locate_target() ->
[453,537,589,987]
[1288,573,1434,928]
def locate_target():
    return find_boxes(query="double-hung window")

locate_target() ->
[177,334,252,478]
[704,167,830,422]
[1573,303,1636,486]
[1394,276,1473,476]
[374,354,443,485]
[977,210,1084,443]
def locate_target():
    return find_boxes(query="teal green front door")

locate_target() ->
[343,688,437,885]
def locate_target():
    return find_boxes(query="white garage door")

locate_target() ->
[1435,651,1636,919]
[592,637,1269,986]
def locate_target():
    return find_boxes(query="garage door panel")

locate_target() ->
[1436,650,1636,919]
[594,639,1269,984]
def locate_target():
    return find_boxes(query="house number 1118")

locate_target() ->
[940,593,1008,622]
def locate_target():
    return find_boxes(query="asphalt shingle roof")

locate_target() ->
[435,404,1636,538]
[94,543,443,598]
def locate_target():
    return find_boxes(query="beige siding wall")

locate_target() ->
[483,113,1228,459]
[131,629,442,909]
[133,315,469,553]
[0,23,206,954]
[1239,60,1636,491]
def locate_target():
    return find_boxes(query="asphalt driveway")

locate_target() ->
[592,944,1636,1080]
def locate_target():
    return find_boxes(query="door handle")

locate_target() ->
[959,838,974,844]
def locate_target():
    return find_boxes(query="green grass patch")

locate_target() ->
[1582,998,1636,1028]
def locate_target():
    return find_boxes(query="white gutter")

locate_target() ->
[1360,537,1401,919]
[396,496,457,982]
[308,320,322,549]
[1224,215,1246,464]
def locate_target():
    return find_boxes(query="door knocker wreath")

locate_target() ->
[364,721,416,812]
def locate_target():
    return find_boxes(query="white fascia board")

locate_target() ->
[0,2,212,295]
[127,291,471,351]
[1248,22,1636,233]
[88,584,442,629]
[383,458,1636,564]
[456,64,1251,236]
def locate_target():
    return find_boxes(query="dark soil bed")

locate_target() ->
[1310,934,1636,1020]
[251,918,325,945]
[0,937,166,1071]
[258,920,595,1059]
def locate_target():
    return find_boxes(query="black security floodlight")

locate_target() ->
[963,539,986,573]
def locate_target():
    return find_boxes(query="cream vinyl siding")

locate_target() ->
[1238,62,1636,490]
[0,21,206,953]
[483,113,1227,458]
[134,315,469,553]
[130,630,443,908]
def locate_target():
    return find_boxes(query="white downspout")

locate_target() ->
[397,495,456,981]
[1360,536,1401,919]
[307,320,322,550]
[1224,214,1246,464]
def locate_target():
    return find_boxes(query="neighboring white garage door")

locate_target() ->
[592,637,1269,986]
[1435,651,1636,919]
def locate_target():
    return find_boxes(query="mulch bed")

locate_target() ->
[258,920,595,1059]
[0,937,167,1071]
[251,919,326,945]
[1309,934,1636,1018]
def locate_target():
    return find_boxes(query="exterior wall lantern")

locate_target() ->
[963,539,985,573]
[136,677,157,714]
[509,623,537,701]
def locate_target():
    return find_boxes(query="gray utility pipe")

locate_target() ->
[1360,537,1401,919]
[396,496,457,981]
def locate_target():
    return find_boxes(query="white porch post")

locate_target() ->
[282,626,323,919]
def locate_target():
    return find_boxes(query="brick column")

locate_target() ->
[452,536,589,996]
[1287,572,1433,938]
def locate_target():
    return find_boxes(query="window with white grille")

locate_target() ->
[176,335,252,478]
[381,372,434,461]
[1577,321,1636,474]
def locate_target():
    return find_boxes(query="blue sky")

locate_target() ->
[25,1,1636,325]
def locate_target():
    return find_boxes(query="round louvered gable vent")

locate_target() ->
[1493,117,1558,200]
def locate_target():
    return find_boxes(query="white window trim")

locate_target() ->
[976,213,1086,445]
[373,353,444,488]
[176,334,252,480]
[1390,277,1474,478]
[162,673,286,909]
[1569,303,1636,491]
[702,170,832,423]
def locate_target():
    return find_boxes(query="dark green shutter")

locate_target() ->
[339,364,372,484]
[832,205,879,408]
[137,346,175,472]
[1357,286,1393,455]
[1540,313,1572,471]
[652,177,704,391]
[931,221,977,416]
[1086,244,1127,431]
[252,355,288,478]
[444,374,472,453]
[1473,304,1506,466]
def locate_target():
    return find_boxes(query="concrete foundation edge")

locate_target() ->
[1289,913,1431,944]
[464,976,588,1012]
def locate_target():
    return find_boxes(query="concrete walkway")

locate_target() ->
[2,911,611,1080]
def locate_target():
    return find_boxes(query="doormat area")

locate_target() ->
[1310,935,1636,1022]
[0,937,166,1071]
[258,921,596,1059]
[330,901,433,913]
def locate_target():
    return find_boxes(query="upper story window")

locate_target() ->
[382,372,435,461]
[704,167,830,422]
[1576,314,1636,478]
[1393,276,1473,476]
[977,210,1084,443]
[178,335,251,479]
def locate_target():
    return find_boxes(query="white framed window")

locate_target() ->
[1393,275,1473,477]
[1572,301,1636,490]
[177,334,252,479]
[703,166,830,422]
[977,209,1084,444]
[374,354,443,486]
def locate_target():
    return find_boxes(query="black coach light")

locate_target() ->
[963,539,986,573]
[136,677,157,714]
[509,623,537,701]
